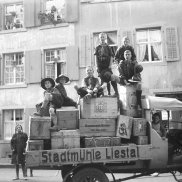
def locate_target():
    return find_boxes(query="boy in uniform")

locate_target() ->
[94,32,118,96]
[114,36,136,64]
[74,66,104,100]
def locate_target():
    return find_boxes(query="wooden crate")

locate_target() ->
[118,85,138,117]
[27,140,44,151]
[56,107,79,130]
[29,116,51,140]
[132,118,147,136]
[133,136,148,145]
[51,130,80,149]
[79,118,116,137]
[116,115,133,139]
[80,97,118,119]
[84,137,121,148]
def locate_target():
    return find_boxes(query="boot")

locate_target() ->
[107,82,111,95]
[136,90,142,109]
[50,115,59,131]
[111,81,119,96]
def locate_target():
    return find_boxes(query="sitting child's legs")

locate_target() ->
[49,107,58,130]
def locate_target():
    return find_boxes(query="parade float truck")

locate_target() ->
[26,86,182,182]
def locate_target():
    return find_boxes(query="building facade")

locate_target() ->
[0,0,182,161]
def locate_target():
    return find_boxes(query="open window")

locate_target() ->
[44,48,66,79]
[4,3,24,30]
[93,31,118,58]
[39,0,66,25]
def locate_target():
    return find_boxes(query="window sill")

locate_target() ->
[0,28,27,35]
[140,60,167,67]
[0,83,28,89]
[39,23,69,30]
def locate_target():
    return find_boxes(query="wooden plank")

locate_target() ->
[26,145,140,167]
[80,97,118,119]
[80,118,116,137]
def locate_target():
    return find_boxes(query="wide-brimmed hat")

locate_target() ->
[41,78,55,90]
[56,74,69,83]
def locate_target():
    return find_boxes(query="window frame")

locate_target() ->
[2,52,25,86]
[44,47,67,79]
[3,108,24,141]
[40,0,66,25]
[4,2,24,31]
[136,27,163,63]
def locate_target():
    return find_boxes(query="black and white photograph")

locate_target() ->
[0,0,182,181]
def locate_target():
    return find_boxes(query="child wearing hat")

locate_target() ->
[55,74,77,107]
[74,66,104,100]
[34,77,63,130]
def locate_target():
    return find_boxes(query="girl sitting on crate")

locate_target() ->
[34,78,63,131]
[74,66,104,100]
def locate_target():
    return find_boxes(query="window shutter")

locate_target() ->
[65,0,79,23]
[80,34,91,67]
[0,4,3,31]
[0,56,3,85]
[164,26,180,61]
[0,110,2,140]
[24,0,35,27]
[66,46,79,80]
[35,0,41,26]
[25,50,42,84]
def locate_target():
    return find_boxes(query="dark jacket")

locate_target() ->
[118,60,138,81]
[83,76,100,90]
[44,87,63,108]
[11,132,28,164]
[94,43,113,73]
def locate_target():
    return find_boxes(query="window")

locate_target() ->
[39,0,65,25]
[3,109,24,140]
[136,28,162,62]
[4,3,24,30]
[45,48,66,79]
[3,53,25,85]
[93,31,118,57]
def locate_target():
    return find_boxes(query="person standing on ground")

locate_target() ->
[94,32,118,96]
[11,125,28,180]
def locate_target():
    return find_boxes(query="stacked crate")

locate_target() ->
[116,115,148,145]
[28,116,51,151]
[51,107,80,149]
[132,118,148,145]
[80,97,121,147]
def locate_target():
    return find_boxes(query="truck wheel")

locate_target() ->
[72,167,109,182]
